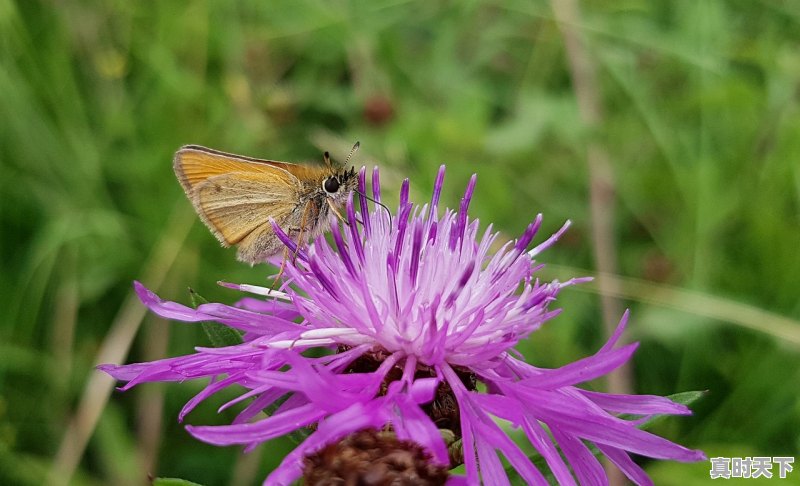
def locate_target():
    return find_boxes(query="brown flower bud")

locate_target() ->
[303,428,449,485]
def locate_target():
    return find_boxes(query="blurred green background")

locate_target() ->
[1,1,799,485]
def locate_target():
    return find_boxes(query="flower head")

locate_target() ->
[101,166,704,485]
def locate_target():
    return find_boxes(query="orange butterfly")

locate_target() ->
[174,144,358,264]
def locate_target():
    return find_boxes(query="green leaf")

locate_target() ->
[188,287,209,308]
[587,390,706,454]
[188,288,244,347]
[664,390,707,407]
[152,479,205,486]
[618,390,708,428]
[259,392,313,444]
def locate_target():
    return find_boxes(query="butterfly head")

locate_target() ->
[321,166,358,208]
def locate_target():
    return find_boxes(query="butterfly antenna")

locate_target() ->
[355,190,393,228]
[344,141,360,166]
[323,151,332,169]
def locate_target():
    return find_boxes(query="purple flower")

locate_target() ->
[101,166,705,485]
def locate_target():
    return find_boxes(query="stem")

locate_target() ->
[550,1,630,483]
[47,203,194,486]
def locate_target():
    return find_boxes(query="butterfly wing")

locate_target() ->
[193,171,300,246]
[174,145,332,263]
[175,145,303,243]
[174,145,321,193]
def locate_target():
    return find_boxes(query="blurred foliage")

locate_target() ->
[1,0,799,484]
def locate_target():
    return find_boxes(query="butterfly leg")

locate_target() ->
[270,246,291,292]
[289,201,314,265]
[270,201,317,289]
[326,197,349,226]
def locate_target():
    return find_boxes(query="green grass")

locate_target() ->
[1,1,799,484]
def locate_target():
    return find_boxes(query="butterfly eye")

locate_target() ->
[323,177,340,194]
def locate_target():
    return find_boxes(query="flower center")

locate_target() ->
[303,428,449,485]
[340,345,477,466]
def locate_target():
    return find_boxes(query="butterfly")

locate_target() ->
[173,144,360,265]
